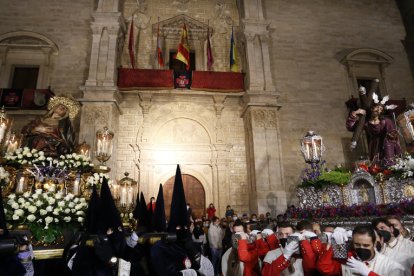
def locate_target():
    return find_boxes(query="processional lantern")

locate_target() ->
[4,131,22,154]
[115,172,138,209]
[95,127,114,167]
[300,131,325,163]
[76,140,91,158]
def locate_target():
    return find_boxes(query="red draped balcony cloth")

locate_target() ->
[118,68,174,90]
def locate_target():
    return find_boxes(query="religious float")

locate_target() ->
[291,81,414,235]
[0,96,139,260]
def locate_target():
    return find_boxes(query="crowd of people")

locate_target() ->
[1,165,414,276]
[185,206,414,276]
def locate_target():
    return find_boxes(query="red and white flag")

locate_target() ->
[156,19,164,68]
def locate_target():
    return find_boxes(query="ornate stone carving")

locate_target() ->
[212,1,232,33]
[83,106,110,125]
[252,109,277,129]
[152,14,210,40]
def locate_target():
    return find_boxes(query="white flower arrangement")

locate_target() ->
[4,190,88,243]
[0,166,10,184]
[389,153,414,179]
[5,148,93,172]
[86,172,112,188]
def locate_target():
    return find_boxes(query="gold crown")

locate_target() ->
[47,96,81,119]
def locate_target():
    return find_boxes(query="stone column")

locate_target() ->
[79,2,124,177]
[242,94,285,216]
[239,0,286,215]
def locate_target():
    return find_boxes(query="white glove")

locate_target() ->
[126,232,138,248]
[346,256,371,276]
[261,229,274,238]
[290,232,304,241]
[302,230,317,239]
[250,230,261,236]
[346,230,353,239]
[283,241,299,260]
[332,228,348,245]
[324,232,333,242]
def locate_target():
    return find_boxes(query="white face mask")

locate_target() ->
[233,216,238,221]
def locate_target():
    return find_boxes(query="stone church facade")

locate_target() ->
[0,0,413,216]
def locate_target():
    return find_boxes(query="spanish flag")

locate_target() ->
[156,19,164,68]
[230,26,238,72]
[175,24,190,70]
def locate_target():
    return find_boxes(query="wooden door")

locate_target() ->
[163,174,205,220]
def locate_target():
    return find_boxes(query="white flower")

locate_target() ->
[37,218,42,223]
[58,201,65,207]
[27,214,36,222]
[14,209,24,216]
[45,216,53,224]
[23,192,31,198]
[17,198,25,204]
[59,161,64,166]
[40,209,47,216]
[53,209,60,215]
[55,193,63,200]
[77,217,84,223]
[75,204,83,210]
[21,160,27,164]
[26,152,32,158]
[48,198,56,205]
[80,198,86,203]
[46,206,53,212]
[76,211,84,216]
[17,154,23,159]
[64,208,70,214]
[64,216,71,222]
[12,214,19,220]
[32,194,39,200]
[35,200,43,207]
[35,189,42,195]
[11,203,19,209]
[54,218,59,223]
[68,202,75,208]
[38,156,45,161]
[8,194,15,199]
[28,206,37,213]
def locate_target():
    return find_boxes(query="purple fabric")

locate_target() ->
[346,115,401,163]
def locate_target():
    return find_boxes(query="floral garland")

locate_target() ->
[285,199,414,220]
[5,147,93,172]
[4,190,87,243]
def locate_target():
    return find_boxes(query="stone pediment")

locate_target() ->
[340,48,393,65]
[152,14,211,40]
[0,36,49,46]
[0,31,58,52]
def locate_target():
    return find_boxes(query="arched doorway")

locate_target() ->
[163,174,206,219]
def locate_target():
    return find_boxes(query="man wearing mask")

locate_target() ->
[387,216,414,252]
[372,218,414,275]
[261,222,302,276]
[317,225,406,275]
[221,220,245,276]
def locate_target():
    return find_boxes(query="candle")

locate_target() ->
[16,177,25,194]
[102,139,108,154]
[127,186,133,206]
[305,143,311,159]
[7,141,18,154]
[73,179,79,195]
[97,139,103,154]
[0,123,6,143]
[120,187,127,206]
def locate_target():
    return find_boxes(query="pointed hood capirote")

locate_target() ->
[136,192,151,231]
[83,185,100,234]
[99,177,123,232]
[152,184,167,232]
[168,165,188,232]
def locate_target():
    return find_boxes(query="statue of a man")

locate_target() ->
[346,98,401,165]
[21,96,80,157]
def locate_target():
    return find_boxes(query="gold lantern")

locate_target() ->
[95,127,114,169]
[300,131,325,163]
